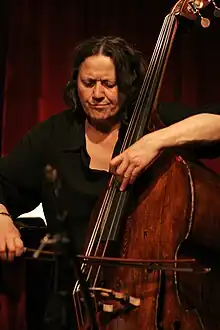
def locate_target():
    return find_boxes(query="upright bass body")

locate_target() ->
[79,151,220,330]
[94,152,220,330]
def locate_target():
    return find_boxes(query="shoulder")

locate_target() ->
[35,109,77,131]
[26,109,81,140]
[33,108,85,151]
[5,109,82,156]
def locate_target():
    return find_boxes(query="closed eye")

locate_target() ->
[102,80,116,88]
[82,79,96,87]
[81,78,116,88]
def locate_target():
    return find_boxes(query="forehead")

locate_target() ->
[79,55,116,79]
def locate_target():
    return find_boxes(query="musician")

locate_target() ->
[0,35,220,328]
[0,34,220,258]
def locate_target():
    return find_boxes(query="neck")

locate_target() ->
[85,118,119,145]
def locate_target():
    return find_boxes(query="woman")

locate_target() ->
[0,35,220,261]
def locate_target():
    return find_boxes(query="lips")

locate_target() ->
[89,104,109,107]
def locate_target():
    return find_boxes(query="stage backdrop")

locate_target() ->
[1,0,220,172]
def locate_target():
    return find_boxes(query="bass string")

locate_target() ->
[72,180,118,291]
[89,14,177,266]
[88,14,179,289]
[85,15,175,269]
[72,12,178,323]
[122,14,177,150]
[72,181,119,325]
[84,16,177,288]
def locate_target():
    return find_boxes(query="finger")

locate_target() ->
[120,164,136,191]
[115,155,129,177]
[129,166,144,185]
[109,154,123,173]
[14,237,24,257]
[0,237,7,260]
[6,236,16,261]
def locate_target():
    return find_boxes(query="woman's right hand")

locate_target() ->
[0,215,24,261]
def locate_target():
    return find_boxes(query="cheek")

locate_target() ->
[78,88,91,105]
[107,90,119,106]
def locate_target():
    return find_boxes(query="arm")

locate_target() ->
[0,117,53,260]
[150,112,220,149]
[157,102,220,158]
[110,104,220,191]
[0,204,22,261]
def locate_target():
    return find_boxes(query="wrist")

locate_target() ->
[0,212,13,224]
[0,204,12,220]
[0,212,12,219]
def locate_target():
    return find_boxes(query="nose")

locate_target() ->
[93,81,105,100]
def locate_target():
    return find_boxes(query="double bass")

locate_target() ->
[71,1,220,329]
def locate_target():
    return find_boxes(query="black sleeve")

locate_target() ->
[157,102,220,159]
[0,117,54,218]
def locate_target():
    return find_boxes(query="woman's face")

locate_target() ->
[77,54,123,123]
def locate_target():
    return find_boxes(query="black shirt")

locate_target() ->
[0,102,219,251]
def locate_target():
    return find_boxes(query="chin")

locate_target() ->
[87,114,120,132]
[89,117,109,124]
[88,112,112,121]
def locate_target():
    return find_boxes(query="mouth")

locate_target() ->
[89,105,110,112]
[90,104,109,107]
[89,101,110,106]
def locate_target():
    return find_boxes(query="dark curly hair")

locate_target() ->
[63,36,147,122]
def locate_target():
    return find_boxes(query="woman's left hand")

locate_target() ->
[109,134,162,191]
